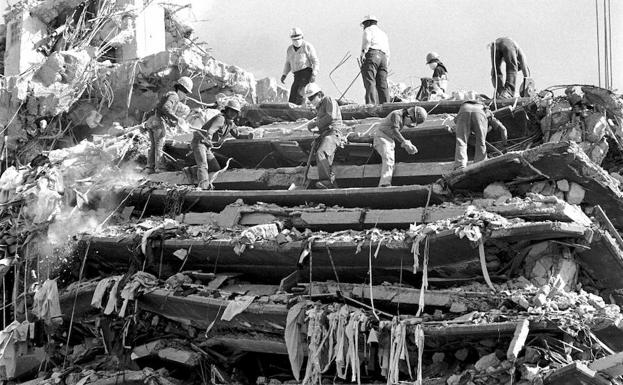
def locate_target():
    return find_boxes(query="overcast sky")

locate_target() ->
[1,0,621,103]
[191,0,622,103]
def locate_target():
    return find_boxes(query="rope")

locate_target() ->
[368,239,379,321]
[478,239,496,291]
[415,236,429,318]
[63,239,91,369]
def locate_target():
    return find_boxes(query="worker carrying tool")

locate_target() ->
[490,37,529,98]
[453,98,508,170]
[360,15,390,105]
[304,83,347,189]
[191,100,243,190]
[281,27,319,106]
[372,106,426,187]
[426,52,448,92]
[143,76,193,174]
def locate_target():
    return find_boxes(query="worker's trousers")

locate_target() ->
[373,135,395,187]
[361,49,389,105]
[491,41,519,98]
[147,123,166,172]
[316,130,340,183]
[454,106,488,170]
[191,139,221,189]
[289,68,313,105]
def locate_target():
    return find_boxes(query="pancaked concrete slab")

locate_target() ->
[123,184,446,214]
[239,98,531,126]
[84,222,589,283]
[176,197,590,231]
[544,362,610,385]
[445,141,623,229]
[147,161,454,189]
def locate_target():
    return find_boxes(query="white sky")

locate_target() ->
[2,0,621,103]
[190,0,623,103]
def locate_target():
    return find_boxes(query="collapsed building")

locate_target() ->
[0,1,623,385]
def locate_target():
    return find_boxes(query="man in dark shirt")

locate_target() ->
[191,100,243,189]
[144,76,193,174]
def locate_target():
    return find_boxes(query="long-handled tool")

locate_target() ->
[338,58,363,103]
[289,136,318,190]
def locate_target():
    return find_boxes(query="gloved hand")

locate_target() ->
[310,74,316,83]
[401,140,418,155]
[307,119,317,132]
[280,74,287,84]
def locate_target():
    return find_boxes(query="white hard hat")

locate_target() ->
[304,83,322,99]
[426,52,439,64]
[225,99,242,112]
[176,76,193,94]
[361,14,378,25]
[290,27,303,39]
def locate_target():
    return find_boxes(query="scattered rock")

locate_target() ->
[455,348,469,361]
[556,179,570,192]
[449,302,468,313]
[566,182,585,205]
[474,352,500,371]
[484,182,512,200]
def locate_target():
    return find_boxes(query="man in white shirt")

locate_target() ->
[281,27,320,105]
[360,15,390,105]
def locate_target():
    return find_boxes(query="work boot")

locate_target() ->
[315,180,338,189]
[143,166,158,175]
[198,179,213,190]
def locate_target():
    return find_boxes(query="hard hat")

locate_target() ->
[290,27,303,39]
[176,76,193,94]
[360,14,378,25]
[426,52,439,64]
[304,83,322,99]
[408,106,427,124]
[225,99,241,112]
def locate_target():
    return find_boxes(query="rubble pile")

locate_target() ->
[2,1,623,385]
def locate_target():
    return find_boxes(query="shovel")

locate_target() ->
[288,136,319,190]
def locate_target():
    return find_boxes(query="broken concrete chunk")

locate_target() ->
[474,352,500,371]
[432,352,445,363]
[507,319,530,361]
[511,294,530,310]
[557,179,570,192]
[455,348,469,361]
[520,364,542,381]
[566,182,586,205]
[449,302,468,313]
[589,351,623,377]
[483,182,512,201]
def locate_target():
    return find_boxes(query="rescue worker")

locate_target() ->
[373,106,426,187]
[304,83,346,189]
[453,99,508,170]
[191,100,243,190]
[360,15,390,105]
[144,76,193,174]
[281,28,319,105]
[490,37,529,98]
[426,52,448,92]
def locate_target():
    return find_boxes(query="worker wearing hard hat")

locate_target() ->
[281,27,320,106]
[372,106,426,187]
[191,99,243,189]
[490,37,529,98]
[143,76,193,174]
[453,98,507,170]
[304,83,347,189]
[360,15,390,105]
[426,52,449,93]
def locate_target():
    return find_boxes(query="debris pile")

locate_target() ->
[2,1,623,385]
